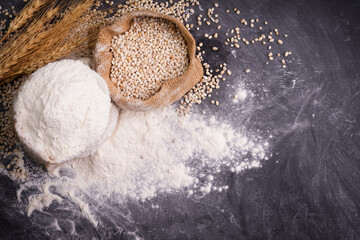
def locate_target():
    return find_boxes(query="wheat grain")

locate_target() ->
[110,17,189,100]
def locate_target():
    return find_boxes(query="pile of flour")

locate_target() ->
[20,106,268,225]
[13,59,112,164]
[62,107,267,198]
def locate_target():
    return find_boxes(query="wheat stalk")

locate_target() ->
[0,0,49,43]
[0,34,97,84]
[0,0,97,84]
[0,6,59,75]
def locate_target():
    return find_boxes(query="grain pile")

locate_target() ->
[110,17,189,100]
[0,79,30,181]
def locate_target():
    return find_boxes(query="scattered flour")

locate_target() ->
[18,106,268,225]
[231,49,237,58]
[233,87,248,104]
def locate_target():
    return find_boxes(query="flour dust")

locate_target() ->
[14,106,269,227]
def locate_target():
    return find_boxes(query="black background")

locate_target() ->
[0,0,360,239]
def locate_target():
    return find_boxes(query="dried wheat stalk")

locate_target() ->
[0,0,97,84]
[0,0,49,43]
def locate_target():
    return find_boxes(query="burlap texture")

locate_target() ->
[94,10,204,111]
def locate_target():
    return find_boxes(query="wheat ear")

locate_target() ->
[0,0,97,84]
[0,0,49,43]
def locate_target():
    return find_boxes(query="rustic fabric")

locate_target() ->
[94,10,203,111]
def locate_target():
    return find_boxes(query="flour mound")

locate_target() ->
[58,107,267,201]
[14,59,111,164]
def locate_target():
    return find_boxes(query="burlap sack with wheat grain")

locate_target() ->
[94,10,203,111]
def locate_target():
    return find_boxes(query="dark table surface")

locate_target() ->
[1,0,360,239]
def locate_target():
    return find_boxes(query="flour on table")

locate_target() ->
[16,106,268,226]
[232,87,248,104]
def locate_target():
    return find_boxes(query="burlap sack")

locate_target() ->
[94,10,203,111]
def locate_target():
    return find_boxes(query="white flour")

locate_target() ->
[18,106,268,225]
[232,87,248,104]
[13,59,111,164]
